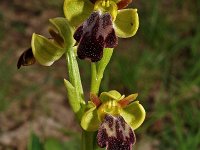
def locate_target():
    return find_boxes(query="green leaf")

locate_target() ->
[114,9,139,38]
[28,133,43,150]
[63,0,93,28]
[120,101,145,130]
[31,33,64,66]
[81,106,100,131]
[49,17,75,49]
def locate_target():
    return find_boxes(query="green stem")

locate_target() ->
[90,48,114,94]
[82,131,95,150]
[90,63,99,94]
[83,48,114,150]
[66,47,113,150]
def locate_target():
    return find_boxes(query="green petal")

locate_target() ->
[114,9,139,38]
[32,18,75,66]
[100,90,122,102]
[120,101,145,130]
[63,0,93,28]
[49,17,75,48]
[81,106,100,131]
[31,33,64,66]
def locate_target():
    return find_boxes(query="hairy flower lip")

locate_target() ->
[97,114,136,150]
[74,11,118,62]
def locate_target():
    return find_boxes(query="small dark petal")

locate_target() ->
[17,48,36,69]
[90,93,101,107]
[97,115,136,150]
[49,28,64,47]
[105,29,118,48]
[74,25,84,42]
[117,0,132,9]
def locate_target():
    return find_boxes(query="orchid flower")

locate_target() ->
[64,0,139,61]
[81,90,145,150]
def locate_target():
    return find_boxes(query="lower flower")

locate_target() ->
[81,90,146,150]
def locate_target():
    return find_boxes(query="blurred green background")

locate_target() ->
[0,0,200,149]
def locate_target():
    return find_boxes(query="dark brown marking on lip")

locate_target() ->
[97,114,136,150]
[74,11,118,62]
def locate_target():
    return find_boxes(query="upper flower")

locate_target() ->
[81,90,145,150]
[64,0,139,61]
[64,0,139,36]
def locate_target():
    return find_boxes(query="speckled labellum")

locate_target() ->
[97,114,136,150]
[74,11,118,62]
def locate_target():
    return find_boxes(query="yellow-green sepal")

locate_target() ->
[120,101,145,130]
[49,17,75,48]
[31,33,64,66]
[31,17,75,66]
[99,90,122,102]
[81,105,100,131]
[114,9,139,38]
[63,0,93,28]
